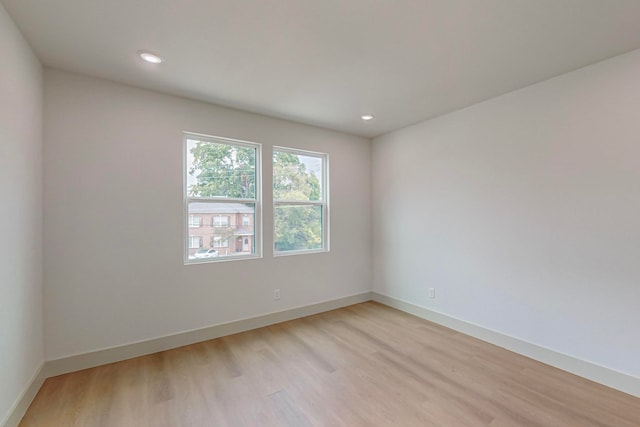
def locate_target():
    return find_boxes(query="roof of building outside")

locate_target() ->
[189,202,254,214]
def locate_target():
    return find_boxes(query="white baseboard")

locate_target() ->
[3,292,371,426]
[372,292,640,398]
[46,292,373,378]
[4,292,371,426]
[1,363,46,427]
[6,290,637,427]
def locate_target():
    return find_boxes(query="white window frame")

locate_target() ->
[184,132,262,264]
[273,146,329,256]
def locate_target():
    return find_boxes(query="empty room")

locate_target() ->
[2,0,640,426]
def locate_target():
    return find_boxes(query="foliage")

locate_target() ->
[274,205,322,251]
[188,142,323,251]
[273,151,320,201]
[273,151,322,251]
[188,142,255,198]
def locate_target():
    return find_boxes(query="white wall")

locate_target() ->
[372,49,640,379]
[43,69,371,360]
[0,3,44,424]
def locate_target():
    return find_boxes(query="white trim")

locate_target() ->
[1,363,46,427]
[271,145,325,158]
[7,292,640,425]
[183,131,262,150]
[371,292,640,398]
[46,292,372,378]
[190,197,258,204]
[324,153,330,252]
[272,200,324,206]
[273,247,328,258]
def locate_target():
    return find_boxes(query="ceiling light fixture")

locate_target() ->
[361,115,374,121]
[139,51,163,64]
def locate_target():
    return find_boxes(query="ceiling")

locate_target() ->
[4,0,640,138]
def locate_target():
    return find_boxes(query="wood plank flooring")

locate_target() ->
[20,302,640,426]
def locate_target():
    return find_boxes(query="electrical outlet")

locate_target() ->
[273,289,281,300]
[428,288,436,299]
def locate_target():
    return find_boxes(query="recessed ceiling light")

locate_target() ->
[139,51,163,64]
[361,115,374,121]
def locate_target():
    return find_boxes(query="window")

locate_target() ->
[273,147,328,254]
[184,133,261,263]
[188,215,202,228]
[212,236,229,248]
[188,236,202,249]
[212,216,229,227]
[242,215,250,226]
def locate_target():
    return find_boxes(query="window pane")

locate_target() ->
[189,236,202,249]
[274,205,323,251]
[212,216,229,227]
[187,139,256,199]
[188,201,255,260]
[188,215,201,228]
[273,151,322,201]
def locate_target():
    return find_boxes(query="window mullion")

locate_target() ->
[189,196,256,204]
[274,200,323,206]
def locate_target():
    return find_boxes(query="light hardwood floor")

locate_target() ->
[20,302,640,426]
